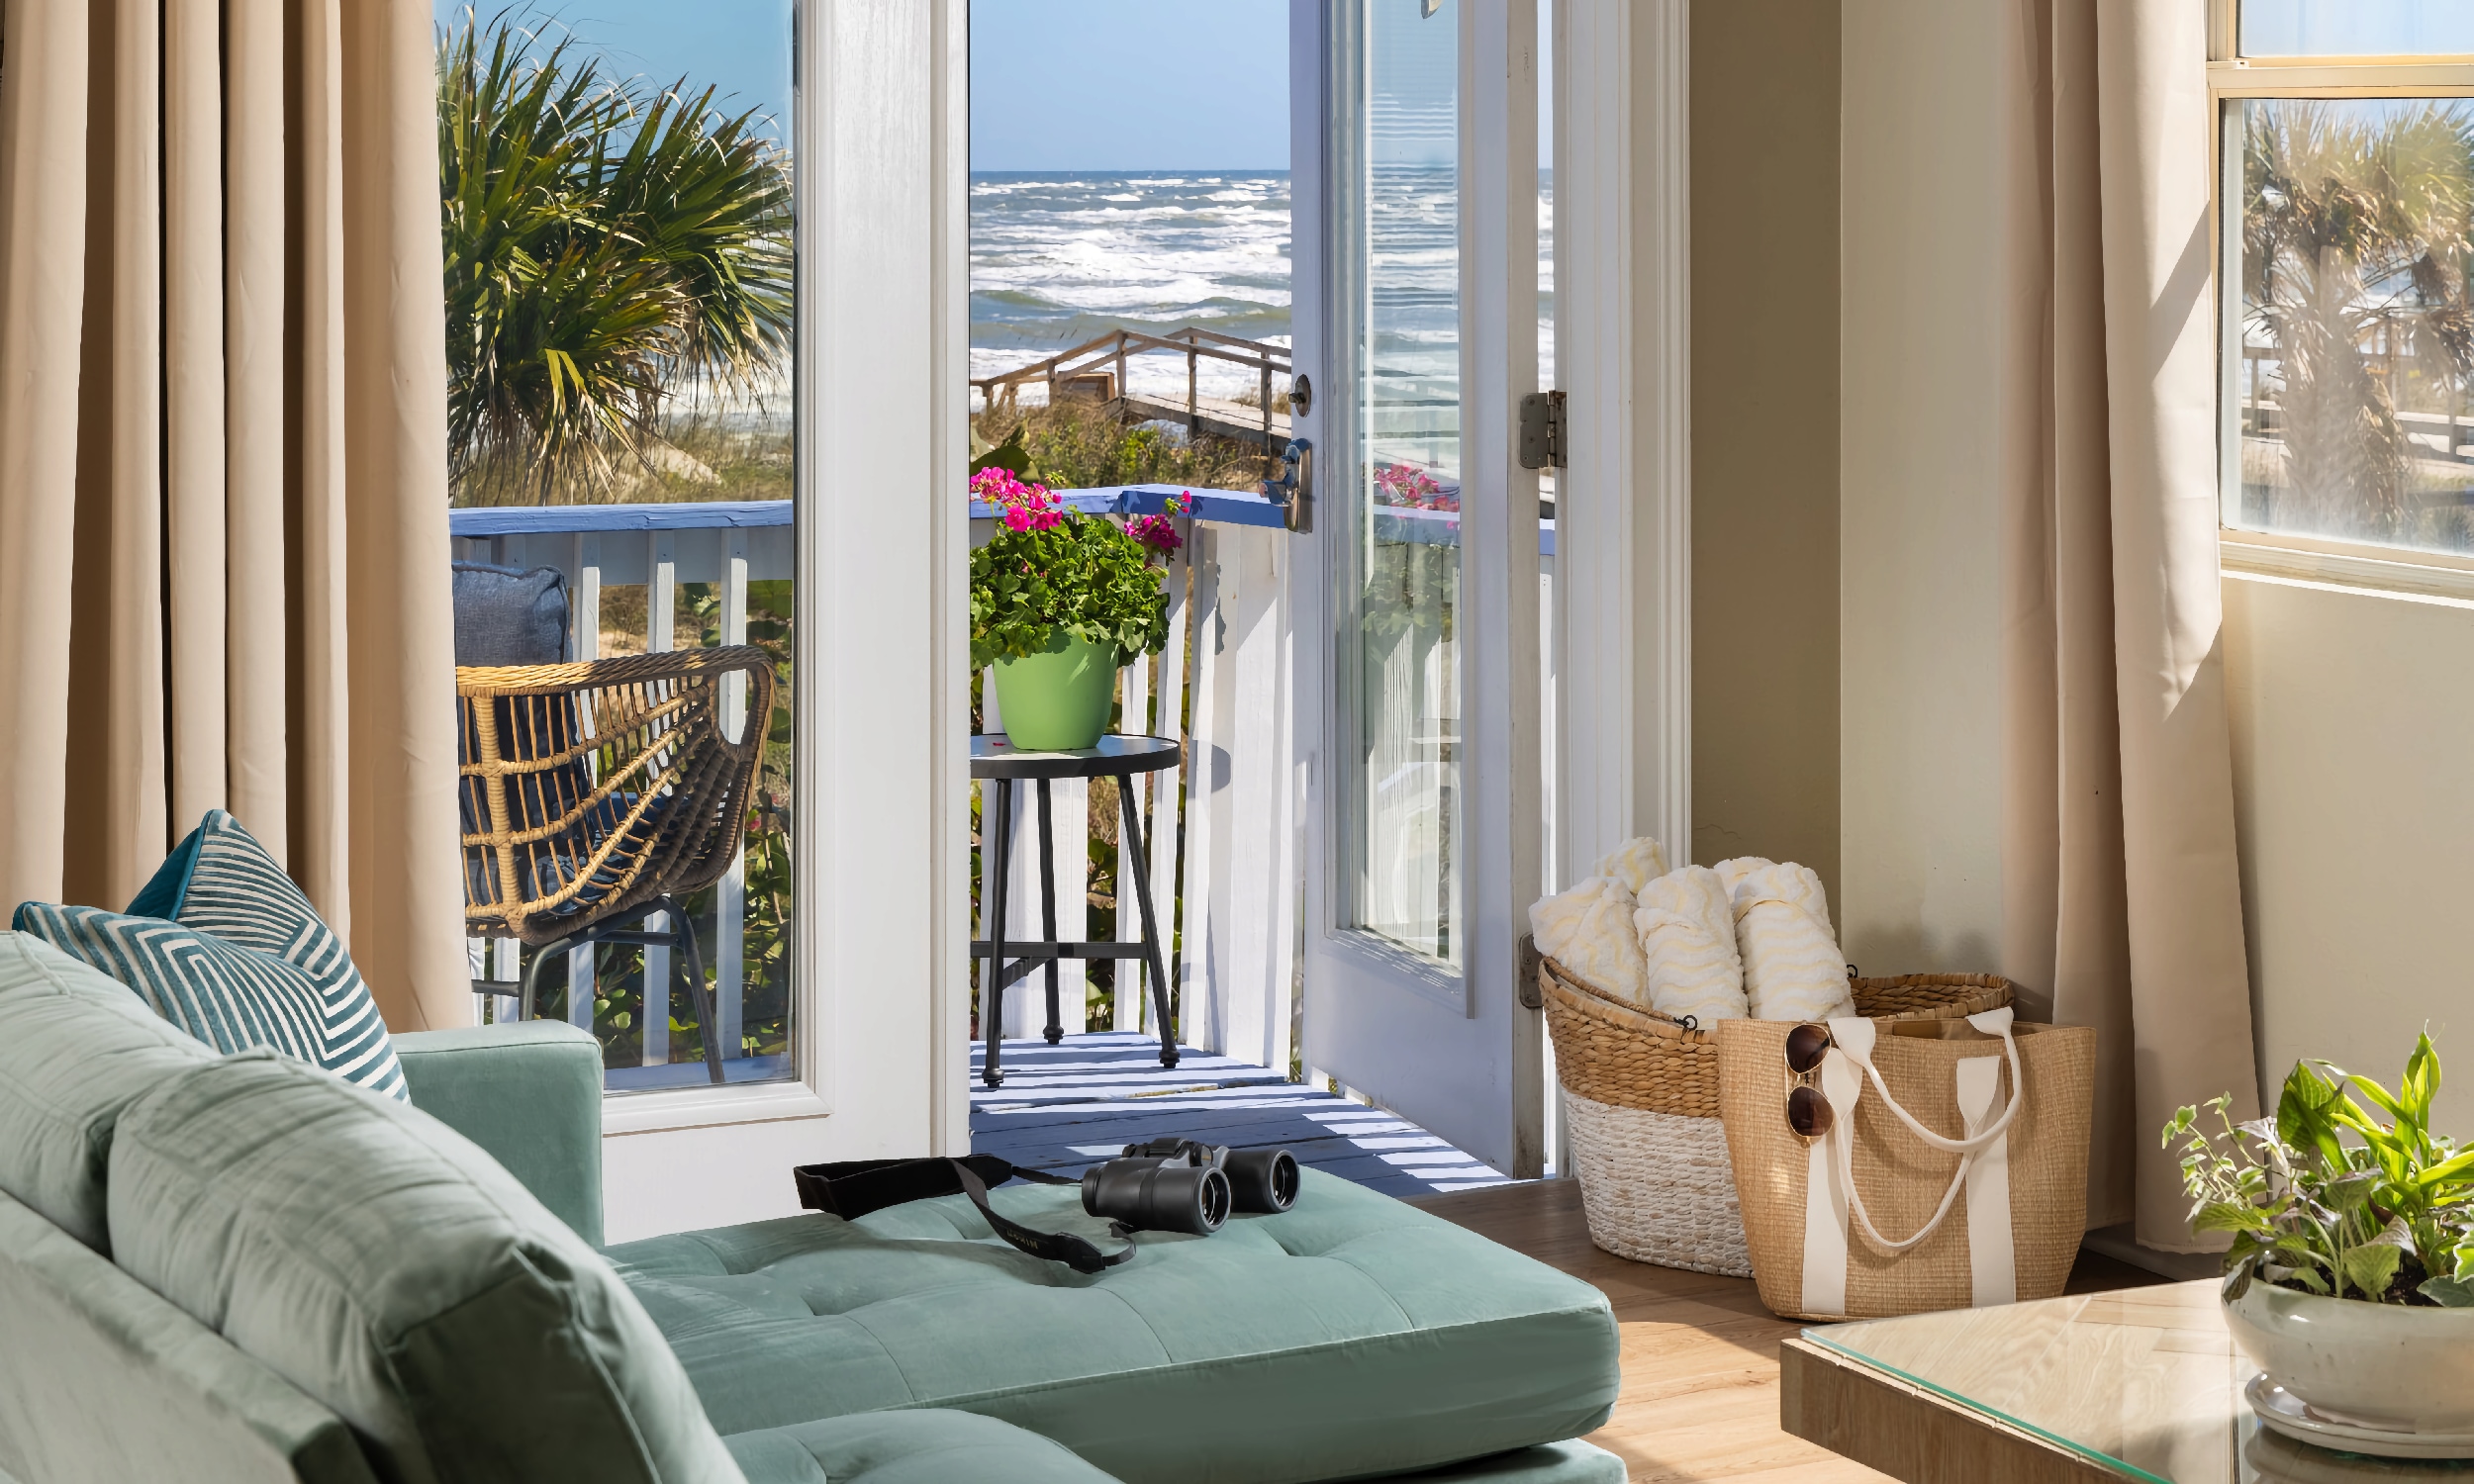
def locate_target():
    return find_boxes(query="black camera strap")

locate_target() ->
[791,1156,1137,1275]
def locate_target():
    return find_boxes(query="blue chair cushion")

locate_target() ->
[12,810,406,1099]
[451,561,571,666]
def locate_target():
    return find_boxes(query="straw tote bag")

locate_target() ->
[1716,1008,2096,1321]
[1541,960,2010,1277]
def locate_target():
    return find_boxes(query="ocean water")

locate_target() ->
[972,171,1291,403]
[969,167,1553,435]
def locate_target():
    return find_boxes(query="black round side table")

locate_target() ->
[972,733,1183,1086]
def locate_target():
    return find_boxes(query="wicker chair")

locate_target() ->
[457,646,777,1084]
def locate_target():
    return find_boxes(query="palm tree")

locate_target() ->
[2244,100,2474,541]
[438,10,794,505]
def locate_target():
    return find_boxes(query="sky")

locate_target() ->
[2241,0,2474,53]
[970,0,1289,172]
[430,1,1552,176]
[432,1,796,137]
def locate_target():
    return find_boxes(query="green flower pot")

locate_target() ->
[992,632,1119,751]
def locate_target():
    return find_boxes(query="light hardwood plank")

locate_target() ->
[1409,1178,2165,1484]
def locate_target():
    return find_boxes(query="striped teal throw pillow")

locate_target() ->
[12,811,407,1099]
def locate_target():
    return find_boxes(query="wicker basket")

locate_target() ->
[1541,958,2014,1275]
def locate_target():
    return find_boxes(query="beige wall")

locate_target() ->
[1836,0,2015,971]
[2224,575,2474,1134]
[1689,0,1843,913]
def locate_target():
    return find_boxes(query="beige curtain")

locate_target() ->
[2001,0,2263,1249]
[0,0,467,1031]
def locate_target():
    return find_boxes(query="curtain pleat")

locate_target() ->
[0,0,465,1031]
[338,0,463,1027]
[224,0,288,851]
[2046,0,2140,1237]
[2089,0,2262,1251]
[2000,0,2263,1248]
[0,0,90,920]
[165,0,228,836]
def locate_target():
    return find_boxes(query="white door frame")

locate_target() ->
[599,0,973,1243]
[1552,2,1691,886]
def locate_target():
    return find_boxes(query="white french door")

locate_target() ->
[1291,0,1545,1177]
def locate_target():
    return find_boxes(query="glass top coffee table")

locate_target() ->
[1779,1279,2473,1483]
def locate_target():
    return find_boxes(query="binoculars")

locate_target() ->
[1080,1137,1301,1237]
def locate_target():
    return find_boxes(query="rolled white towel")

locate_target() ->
[1528,876,1647,1006]
[1732,862,1856,1021]
[1713,856,1775,900]
[1591,836,1670,895]
[1632,865,1746,1024]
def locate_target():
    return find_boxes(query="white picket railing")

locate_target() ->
[451,489,1554,1092]
[970,486,1303,1074]
[449,501,793,1087]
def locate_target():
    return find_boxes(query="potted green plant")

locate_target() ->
[2166,1034,2474,1457]
[970,468,1182,751]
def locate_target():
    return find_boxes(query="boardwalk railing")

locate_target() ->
[973,325,1291,453]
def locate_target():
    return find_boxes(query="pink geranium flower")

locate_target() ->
[1126,491,1187,557]
[973,466,1064,532]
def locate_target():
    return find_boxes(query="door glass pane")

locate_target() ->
[2240,1,2474,55]
[2226,97,2474,554]
[437,0,799,1090]
[1339,0,1461,964]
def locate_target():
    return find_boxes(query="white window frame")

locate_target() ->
[600,0,971,1159]
[2211,0,2474,598]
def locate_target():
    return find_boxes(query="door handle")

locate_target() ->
[1263,438,1313,533]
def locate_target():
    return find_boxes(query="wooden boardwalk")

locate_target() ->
[1114,390,1288,448]
[971,1032,1512,1201]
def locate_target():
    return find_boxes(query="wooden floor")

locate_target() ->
[1408,1179,2166,1484]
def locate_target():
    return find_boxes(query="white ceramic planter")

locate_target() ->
[2225,1279,2474,1451]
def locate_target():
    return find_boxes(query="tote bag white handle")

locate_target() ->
[1821,1008,2022,1253]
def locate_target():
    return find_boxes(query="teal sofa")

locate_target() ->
[0,932,1623,1483]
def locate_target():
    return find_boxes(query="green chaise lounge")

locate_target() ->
[0,931,1622,1484]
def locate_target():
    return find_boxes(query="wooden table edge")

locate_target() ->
[1778,1335,2140,1484]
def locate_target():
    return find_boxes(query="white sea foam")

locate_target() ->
[972,171,1293,402]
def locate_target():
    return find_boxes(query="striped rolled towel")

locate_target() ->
[1714,856,1774,900]
[1528,875,1648,1006]
[1730,861,1856,1021]
[1631,865,1747,1025]
[1592,835,1671,895]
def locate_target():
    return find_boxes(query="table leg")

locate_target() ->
[1037,778,1063,1045]
[1117,772,1180,1068]
[983,778,1013,1087]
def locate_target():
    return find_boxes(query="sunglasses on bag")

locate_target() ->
[1784,1021,1835,1142]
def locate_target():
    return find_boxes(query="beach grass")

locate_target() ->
[973,394,1275,494]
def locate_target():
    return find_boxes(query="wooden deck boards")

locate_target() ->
[1407,1179,2168,1484]
[970,1032,1513,1200]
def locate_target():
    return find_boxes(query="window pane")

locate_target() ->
[2228,97,2474,554]
[2241,0,2474,56]
[438,1,799,1090]
[1339,0,1462,965]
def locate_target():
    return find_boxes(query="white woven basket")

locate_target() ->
[1561,1088,1752,1277]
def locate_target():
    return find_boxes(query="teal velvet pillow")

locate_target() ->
[108,1052,746,1484]
[12,809,406,1100]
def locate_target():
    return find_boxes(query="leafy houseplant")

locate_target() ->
[2168,1034,2474,1307]
[971,469,1181,751]
[2167,1035,2474,1454]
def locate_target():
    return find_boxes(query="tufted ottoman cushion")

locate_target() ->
[611,1170,1620,1484]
